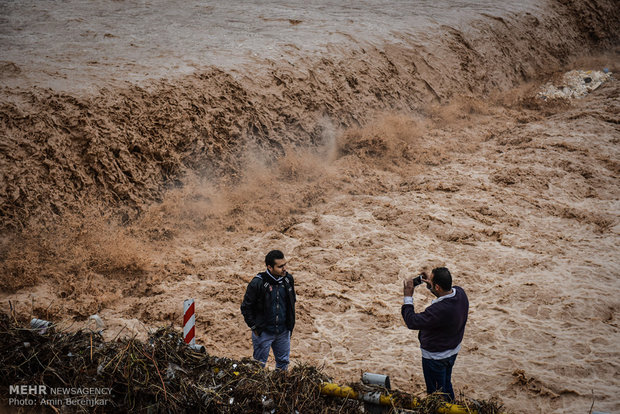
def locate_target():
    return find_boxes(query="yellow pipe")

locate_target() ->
[319,382,478,414]
[437,404,477,414]
[319,383,358,399]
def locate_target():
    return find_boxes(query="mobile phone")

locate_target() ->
[413,275,423,286]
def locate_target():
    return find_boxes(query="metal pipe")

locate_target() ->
[362,372,391,389]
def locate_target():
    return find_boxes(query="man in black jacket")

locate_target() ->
[241,250,296,370]
[401,267,469,401]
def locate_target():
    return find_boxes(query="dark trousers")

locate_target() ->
[422,354,457,401]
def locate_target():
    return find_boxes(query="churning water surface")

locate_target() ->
[0,0,543,90]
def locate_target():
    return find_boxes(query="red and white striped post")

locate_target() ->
[183,299,205,352]
[183,299,196,345]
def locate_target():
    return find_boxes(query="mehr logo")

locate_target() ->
[10,385,47,395]
[9,385,112,407]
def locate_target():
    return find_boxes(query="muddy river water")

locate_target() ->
[0,1,618,413]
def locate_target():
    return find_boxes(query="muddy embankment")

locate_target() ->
[0,0,619,413]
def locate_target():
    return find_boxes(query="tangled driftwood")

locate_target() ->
[0,313,503,413]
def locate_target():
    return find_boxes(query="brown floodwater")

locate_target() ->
[0,1,618,413]
[1,0,541,92]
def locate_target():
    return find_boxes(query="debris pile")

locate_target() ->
[537,69,612,100]
[0,313,503,413]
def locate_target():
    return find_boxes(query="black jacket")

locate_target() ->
[241,271,296,335]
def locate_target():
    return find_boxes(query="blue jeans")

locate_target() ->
[422,354,457,401]
[252,330,290,370]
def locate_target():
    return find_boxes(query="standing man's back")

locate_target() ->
[401,267,469,401]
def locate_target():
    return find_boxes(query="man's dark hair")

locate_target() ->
[431,267,452,291]
[265,250,285,267]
